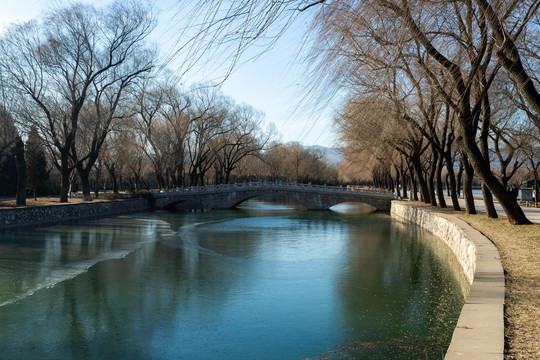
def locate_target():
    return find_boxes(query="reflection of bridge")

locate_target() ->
[150,182,396,211]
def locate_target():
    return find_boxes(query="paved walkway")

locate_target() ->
[445,197,540,223]
[442,213,505,360]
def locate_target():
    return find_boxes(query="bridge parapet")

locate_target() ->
[150,181,396,211]
[152,181,394,197]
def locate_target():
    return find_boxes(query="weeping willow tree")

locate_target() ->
[172,0,540,224]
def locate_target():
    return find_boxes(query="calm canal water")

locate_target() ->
[0,198,466,359]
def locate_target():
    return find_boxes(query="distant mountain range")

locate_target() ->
[303,145,343,165]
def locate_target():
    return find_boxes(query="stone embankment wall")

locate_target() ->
[391,200,504,360]
[391,201,476,284]
[0,199,149,229]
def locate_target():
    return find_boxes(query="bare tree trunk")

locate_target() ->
[60,152,70,203]
[435,153,446,208]
[106,164,120,194]
[444,153,461,211]
[80,176,92,201]
[456,161,463,198]
[461,155,477,215]
[401,166,408,199]
[14,136,26,206]
[462,127,531,224]
[411,154,430,204]
[481,183,498,218]
[427,147,437,206]
[408,164,418,201]
[189,168,198,186]
[76,164,93,201]
[113,176,119,194]
[478,94,498,218]
[157,173,166,189]
[94,170,100,199]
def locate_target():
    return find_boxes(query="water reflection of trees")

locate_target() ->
[332,218,466,359]
[0,217,162,306]
[0,211,468,359]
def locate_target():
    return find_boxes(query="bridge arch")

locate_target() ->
[329,201,378,214]
[161,199,205,211]
[229,192,311,210]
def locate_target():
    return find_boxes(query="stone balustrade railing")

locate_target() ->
[150,181,396,198]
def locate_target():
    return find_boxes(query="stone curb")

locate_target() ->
[390,201,504,360]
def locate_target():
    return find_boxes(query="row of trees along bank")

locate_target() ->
[170,0,540,225]
[297,0,540,224]
[0,114,339,199]
[0,1,338,204]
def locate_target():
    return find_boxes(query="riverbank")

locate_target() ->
[399,201,539,360]
[0,197,111,207]
[0,197,149,229]
[391,201,504,360]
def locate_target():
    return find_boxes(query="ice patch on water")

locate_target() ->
[170,219,245,261]
[0,217,174,307]
[0,249,134,307]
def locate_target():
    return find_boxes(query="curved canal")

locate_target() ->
[0,198,466,359]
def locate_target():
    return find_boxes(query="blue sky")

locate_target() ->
[0,0,337,146]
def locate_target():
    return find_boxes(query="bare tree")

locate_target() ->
[213,104,270,184]
[335,91,434,202]
[260,142,337,184]
[176,0,538,223]
[132,79,171,189]
[159,86,192,187]
[0,106,18,164]
[0,102,26,205]
[0,1,156,202]
[71,46,155,200]
[490,118,527,190]
[101,128,149,194]
[184,89,232,186]
[474,0,540,131]
[303,1,529,223]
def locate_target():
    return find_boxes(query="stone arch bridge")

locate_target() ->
[150,182,395,211]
